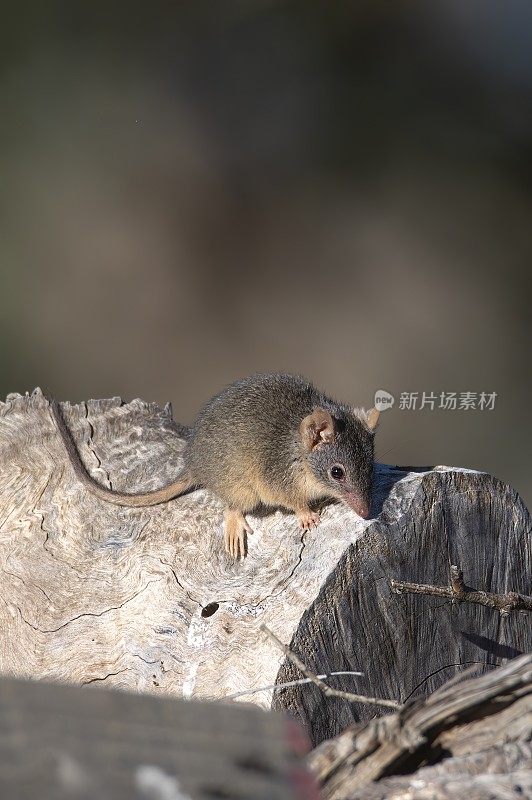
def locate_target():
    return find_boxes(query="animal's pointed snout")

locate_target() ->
[344,493,371,519]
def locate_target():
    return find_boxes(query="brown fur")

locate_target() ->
[52,374,378,558]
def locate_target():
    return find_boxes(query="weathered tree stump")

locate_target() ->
[0,391,530,746]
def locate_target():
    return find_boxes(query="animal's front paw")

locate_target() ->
[296,509,320,530]
[223,510,253,559]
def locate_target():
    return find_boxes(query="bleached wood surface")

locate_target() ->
[0,390,530,745]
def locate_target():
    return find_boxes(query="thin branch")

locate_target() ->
[260,624,400,710]
[225,670,364,700]
[391,565,532,615]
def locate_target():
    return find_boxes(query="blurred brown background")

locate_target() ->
[1,2,531,506]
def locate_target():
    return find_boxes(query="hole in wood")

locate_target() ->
[201,602,219,618]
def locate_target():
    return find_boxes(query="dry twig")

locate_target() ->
[260,624,400,710]
[390,565,532,615]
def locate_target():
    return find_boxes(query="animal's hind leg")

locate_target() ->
[224,508,254,559]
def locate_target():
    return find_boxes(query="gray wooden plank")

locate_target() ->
[0,676,313,800]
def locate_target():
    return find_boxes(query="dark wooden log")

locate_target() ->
[307,652,532,800]
[272,466,531,744]
[0,675,317,800]
[0,391,530,750]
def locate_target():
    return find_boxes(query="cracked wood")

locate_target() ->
[0,390,530,746]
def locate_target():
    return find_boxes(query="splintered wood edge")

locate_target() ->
[0,388,174,421]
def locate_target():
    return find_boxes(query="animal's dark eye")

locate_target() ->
[330,464,345,480]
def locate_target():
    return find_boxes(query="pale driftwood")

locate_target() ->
[307,652,532,800]
[0,675,314,800]
[354,770,532,800]
[0,390,530,747]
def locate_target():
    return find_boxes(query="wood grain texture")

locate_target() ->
[0,391,529,748]
[273,467,531,744]
[308,652,532,800]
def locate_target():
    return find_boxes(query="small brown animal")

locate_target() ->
[52,374,379,559]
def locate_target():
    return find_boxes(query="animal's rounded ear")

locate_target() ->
[365,407,380,431]
[300,408,335,452]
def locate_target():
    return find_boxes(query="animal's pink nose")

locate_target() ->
[344,495,370,519]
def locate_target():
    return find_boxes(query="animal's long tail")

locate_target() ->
[51,399,195,507]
